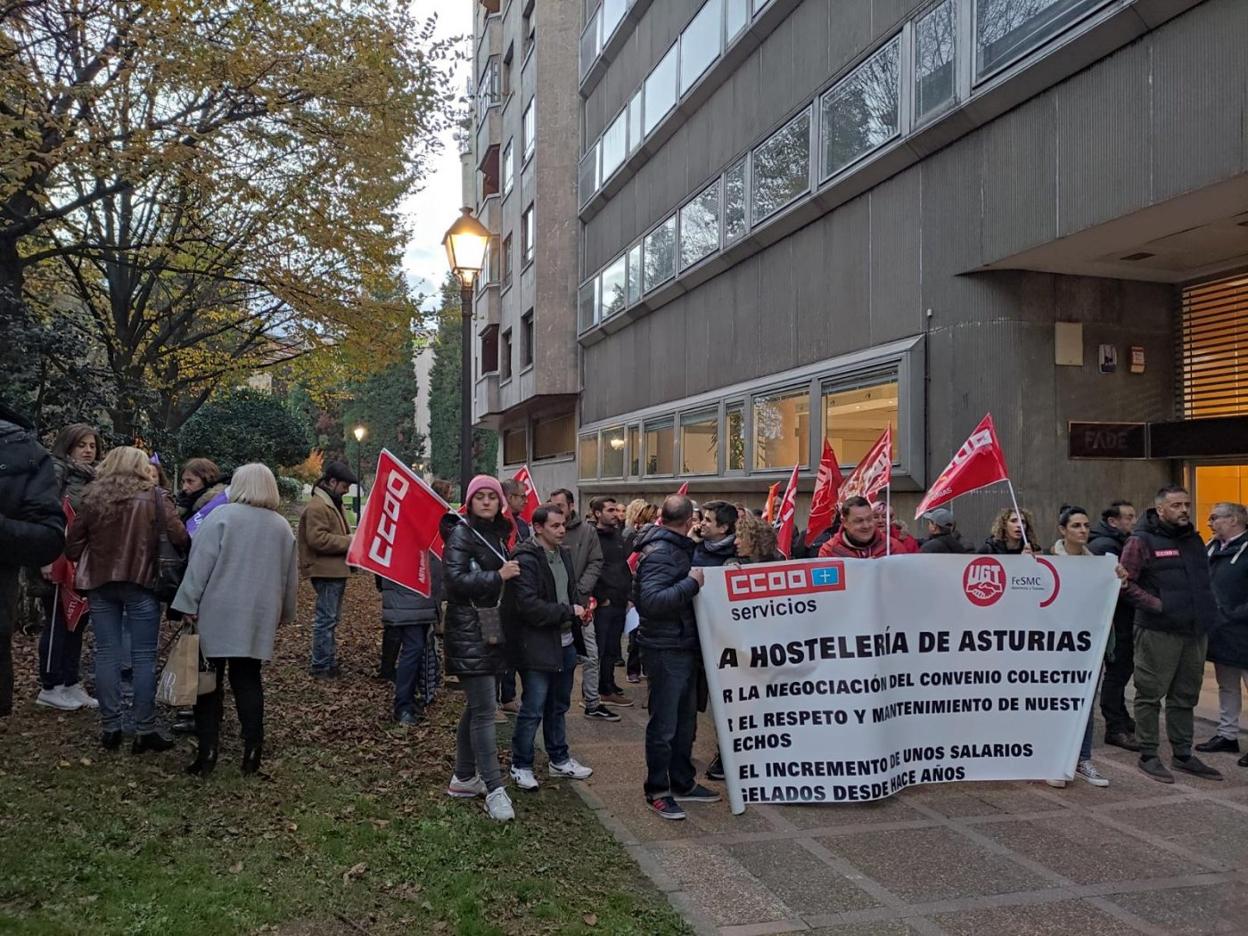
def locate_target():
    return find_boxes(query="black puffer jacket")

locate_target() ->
[920,531,969,554]
[1087,520,1127,558]
[593,526,632,606]
[377,557,443,628]
[503,538,586,672]
[439,512,508,676]
[1208,533,1248,669]
[631,525,700,652]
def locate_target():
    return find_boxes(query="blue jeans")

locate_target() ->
[392,624,428,717]
[512,643,577,769]
[310,578,346,672]
[641,647,699,798]
[89,583,160,733]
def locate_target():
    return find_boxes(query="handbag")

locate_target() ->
[157,626,201,707]
[151,488,187,603]
[477,601,505,646]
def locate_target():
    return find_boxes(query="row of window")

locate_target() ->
[479,311,536,382]
[579,0,774,208]
[577,372,902,481]
[578,0,1111,333]
[502,411,576,467]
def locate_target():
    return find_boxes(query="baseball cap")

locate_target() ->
[922,507,956,530]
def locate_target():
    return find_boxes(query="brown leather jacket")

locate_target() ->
[65,486,189,591]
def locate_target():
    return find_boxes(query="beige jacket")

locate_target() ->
[297,486,351,579]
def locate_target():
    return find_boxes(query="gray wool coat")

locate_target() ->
[171,503,299,661]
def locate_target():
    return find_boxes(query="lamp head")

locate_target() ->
[442,208,490,287]
[353,426,366,443]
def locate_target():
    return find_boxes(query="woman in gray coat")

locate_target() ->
[172,463,299,776]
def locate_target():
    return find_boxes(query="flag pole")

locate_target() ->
[1004,479,1029,553]
[885,485,892,557]
[46,584,59,683]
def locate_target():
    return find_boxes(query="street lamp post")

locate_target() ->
[442,208,491,501]
[352,424,366,519]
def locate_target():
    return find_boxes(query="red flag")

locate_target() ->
[805,440,842,546]
[775,465,801,559]
[675,482,689,497]
[839,427,892,507]
[512,465,541,524]
[348,450,449,596]
[50,498,88,631]
[762,482,781,523]
[914,414,1009,519]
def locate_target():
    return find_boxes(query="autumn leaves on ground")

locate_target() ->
[0,577,689,936]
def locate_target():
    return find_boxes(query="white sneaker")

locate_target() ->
[1045,779,1067,788]
[1076,760,1110,787]
[447,773,488,799]
[510,766,539,790]
[36,686,81,711]
[484,787,515,822]
[549,757,593,780]
[64,683,98,709]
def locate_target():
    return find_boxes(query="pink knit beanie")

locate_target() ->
[464,474,506,508]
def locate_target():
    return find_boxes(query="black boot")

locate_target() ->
[241,741,263,775]
[186,744,218,777]
[131,732,175,754]
[101,730,123,750]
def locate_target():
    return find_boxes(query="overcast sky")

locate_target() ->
[402,0,473,309]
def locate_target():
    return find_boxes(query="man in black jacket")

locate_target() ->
[591,496,633,707]
[1196,501,1248,766]
[1121,486,1221,783]
[0,403,66,717]
[634,495,719,820]
[692,501,738,567]
[917,508,969,554]
[1087,499,1140,750]
[505,505,594,791]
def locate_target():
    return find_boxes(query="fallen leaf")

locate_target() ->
[286,821,299,832]
[583,913,598,926]
[342,862,367,883]
[79,757,93,766]
[229,861,243,874]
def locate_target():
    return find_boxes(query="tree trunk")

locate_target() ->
[0,237,25,323]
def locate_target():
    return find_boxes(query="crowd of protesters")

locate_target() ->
[2,398,1245,825]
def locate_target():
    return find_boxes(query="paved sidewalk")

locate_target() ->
[564,663,1248,936]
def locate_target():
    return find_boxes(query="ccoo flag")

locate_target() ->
[775,464,801,559]
[839,427,892,507]
[49,498,89,631]
[347,450,449,596]
[913,414,1010,519]
[804,440,842,546]
[512,464,541,524]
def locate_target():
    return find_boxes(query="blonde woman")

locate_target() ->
[172,464,299,776]
[65,446,188,753]
[979,507,1040,554]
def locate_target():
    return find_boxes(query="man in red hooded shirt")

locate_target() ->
[819,497,903,559]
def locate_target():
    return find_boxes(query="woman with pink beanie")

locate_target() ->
[438,475,521,821]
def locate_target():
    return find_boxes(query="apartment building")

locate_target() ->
[467,0,582,498]
[571,0,1248,537]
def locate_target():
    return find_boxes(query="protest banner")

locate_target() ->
[347,449,448,596]
[694,555,1118,815]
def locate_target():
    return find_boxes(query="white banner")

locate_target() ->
[694,555,1119,814]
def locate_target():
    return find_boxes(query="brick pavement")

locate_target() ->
[562,663,1248,936]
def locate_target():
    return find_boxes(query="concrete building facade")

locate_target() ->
[467,0,582,499]
[567,0,1248,540]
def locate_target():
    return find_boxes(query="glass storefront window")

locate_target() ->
[602,426,626,477]
[726,403,745,471]
[753,388,810,470]
[644,418,675,475]
[578,434,599,479]
[681,410,719,475]
[822,378,900,467]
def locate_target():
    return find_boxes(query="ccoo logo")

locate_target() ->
[963,557,1006,607]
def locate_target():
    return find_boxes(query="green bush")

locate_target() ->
[277,476,303,502]
[178,388,311,475]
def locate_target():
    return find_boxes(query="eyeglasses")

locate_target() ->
[1209,514,1229,523]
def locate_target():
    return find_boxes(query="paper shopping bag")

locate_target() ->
[157,631,201,708]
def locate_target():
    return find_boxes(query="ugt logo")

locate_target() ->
[963,557,1005,607]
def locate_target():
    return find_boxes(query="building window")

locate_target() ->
[628,425,640,476]
[821,38,901,180]
[534,413,575,461]
[501,140,514,196]
[500,328,512,381]
[680,0,722,95]
[679,181,720,270]
[915,0,957,122]
[578,434,599,479]
[483,237,500,286]
[521,310,534,368]
[477,57,499,121]
[601,108,628,181]
[644,44,678,136]
[602,425,626,477]
[601,255,627,319]
[644,418,675,475]
[524,7,536,59]
[643,216,677,292]
[578,143,599,206]
[723,159,748,243]
[680,409,718,475]
[578,278,599,332]
[521,206,535,266]
[580,7,601,77]
[522,99,536,161]
[751,108,810,224]
[502,234,513,289]
[503,426,528,466]
[726,0,750,41]
[626,243,643,305]
[502,42,514,97]
[975,0,1107,79]
[726,403,745,471]
[822,376,900,466]
[628,89,643,152]
[753,387,809,470]
[480,324,499,376]
[602,0,626,40]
